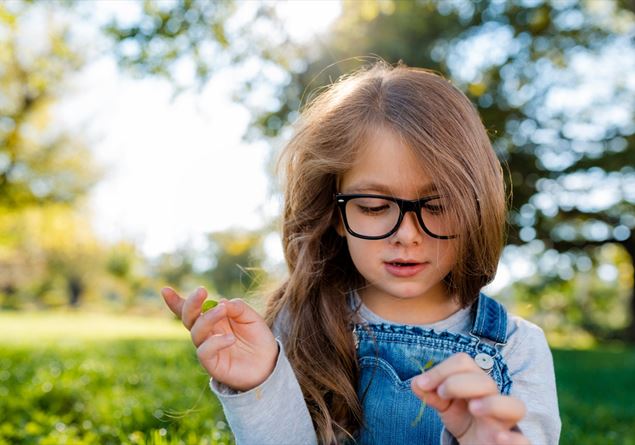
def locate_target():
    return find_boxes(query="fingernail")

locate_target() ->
[415,374,431,389]
[224,333,235,342]
[470,400,484,414]
[205,302,223,316]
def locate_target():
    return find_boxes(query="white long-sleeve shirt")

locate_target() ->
[210,297,561,445]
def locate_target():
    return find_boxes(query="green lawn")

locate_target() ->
[0,311,231,445]
[1,311,634,445]
[554,346,635,445]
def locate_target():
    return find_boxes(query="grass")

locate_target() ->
[1,311,634,444]
[553,346,635,445]
[0,311,231,445]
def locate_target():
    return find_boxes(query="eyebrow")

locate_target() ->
[343,182,438,196]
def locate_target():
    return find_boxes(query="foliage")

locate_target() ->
[0,204,104,308]
[0,2,105,308]
[510,242,634,343]
[150,247,199,295]
[0,2,100,209]
[204,229,268,300]
[1,1,275,311]
[103,0,290,100]
[259,0,635,340]
[100,0,635,341]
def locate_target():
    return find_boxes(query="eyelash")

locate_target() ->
[357,204,390,215]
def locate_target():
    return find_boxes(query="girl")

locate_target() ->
[161,62,560,445]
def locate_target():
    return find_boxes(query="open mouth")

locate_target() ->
[384,261,428,277]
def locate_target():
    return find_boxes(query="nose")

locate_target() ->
[391,210,424,245]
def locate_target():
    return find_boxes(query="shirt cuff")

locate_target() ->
[209,340,282,403]
[208,339,318,445]
[439,425,523,445]
[440,427,460,445]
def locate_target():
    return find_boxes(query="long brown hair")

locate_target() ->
[264,61,507,443]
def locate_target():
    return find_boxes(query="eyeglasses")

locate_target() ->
[335,193,458,240]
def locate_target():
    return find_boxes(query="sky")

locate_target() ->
[55,0,342,261]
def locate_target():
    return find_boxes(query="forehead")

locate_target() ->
[339,127,435,197]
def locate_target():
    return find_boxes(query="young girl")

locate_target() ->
[161,62,560,445]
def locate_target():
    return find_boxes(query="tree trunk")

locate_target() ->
[68,276,83,307]
[622,236,635,343]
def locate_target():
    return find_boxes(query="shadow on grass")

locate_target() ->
[553,345,635,445]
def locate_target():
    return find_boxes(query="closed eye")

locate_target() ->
[423,204,445,214]
[357,204,390,215]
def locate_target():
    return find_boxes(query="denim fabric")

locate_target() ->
[354,293,512,445]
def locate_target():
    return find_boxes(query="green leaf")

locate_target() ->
[201,299,218,313]
[412,359,435,427]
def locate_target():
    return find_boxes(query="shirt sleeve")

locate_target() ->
[209,339,318,445]
[503,317,562,445]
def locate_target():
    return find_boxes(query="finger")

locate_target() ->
[161,287,184,317]
[182,287,208,330]
[412,388,452,413]
[413,352,481,391]
[469,395,526,424]
[223,298,259,324]
[436,371,498,400]
[196,332,237,371]
[496,430,530,445]
[190,303,229,347]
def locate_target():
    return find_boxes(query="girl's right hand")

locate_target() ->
[161,286,278,392]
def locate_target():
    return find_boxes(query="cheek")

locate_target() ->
[345,238,378,271]
[438,241,459,270]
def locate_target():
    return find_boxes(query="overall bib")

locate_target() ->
[353,293,512,444]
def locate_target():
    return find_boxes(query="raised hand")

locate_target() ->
[411,352,529,445]
[161,286,278,392]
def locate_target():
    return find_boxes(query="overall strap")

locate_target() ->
[469,293,508,344]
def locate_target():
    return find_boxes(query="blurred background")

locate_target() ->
[1,0,634,444]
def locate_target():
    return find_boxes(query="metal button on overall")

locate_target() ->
[354,293,513,445]
[474,352,495,372]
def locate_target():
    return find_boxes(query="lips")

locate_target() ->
[384,259,428,277]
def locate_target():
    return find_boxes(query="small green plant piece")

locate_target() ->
[412,359,435,427]
[201,299,218,313]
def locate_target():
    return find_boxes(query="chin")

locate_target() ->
[387,286,429,300]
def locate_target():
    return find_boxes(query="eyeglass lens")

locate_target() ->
[344,196,454,238]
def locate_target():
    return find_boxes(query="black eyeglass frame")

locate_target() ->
[335,193,458,240]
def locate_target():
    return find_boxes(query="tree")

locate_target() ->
[100,0,635,341]
[204,229,268,301]
[269,0,635,341]
[102,0,290,102]
[0,2,99,209]
[0,2,103,307]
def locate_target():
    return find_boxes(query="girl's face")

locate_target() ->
[337,128,458,306]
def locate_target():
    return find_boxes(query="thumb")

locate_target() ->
[161,287,184,317]
[223,298,260,324]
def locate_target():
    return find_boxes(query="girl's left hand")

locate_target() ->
[411,352,529,445]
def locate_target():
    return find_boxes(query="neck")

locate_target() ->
[358,285,462,325]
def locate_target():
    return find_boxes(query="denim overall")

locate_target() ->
[353,293,512,445]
